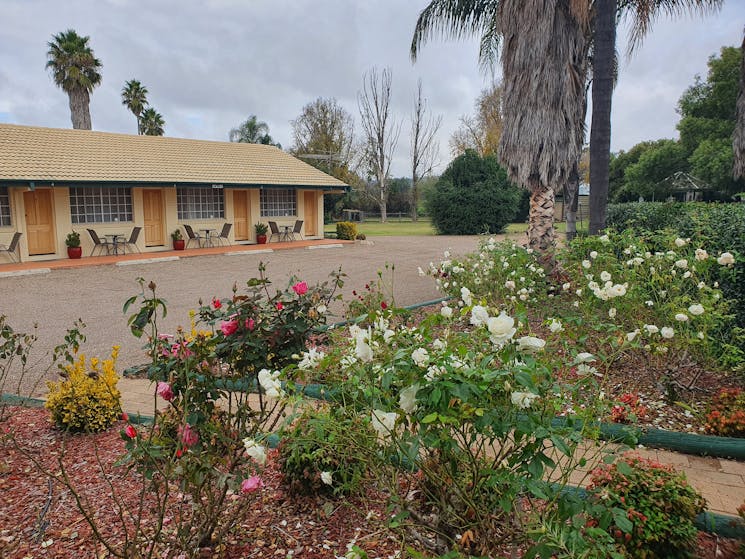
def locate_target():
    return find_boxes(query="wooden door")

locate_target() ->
[23,189,56,255]
[303,191,317,236]
[233,190,249,241]
[142,190,164,246]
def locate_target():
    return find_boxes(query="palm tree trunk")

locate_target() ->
[589,0,616,234]
[565,163,580,242]
[527,180,556,269]
[69,87,92,130]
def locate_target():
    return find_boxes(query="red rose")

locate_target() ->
[156,381,174,402]
[125,425,137,439]
[292,281,308,295]
[212,297,222,309]
[381,301,388,310]
[276,302,284,311]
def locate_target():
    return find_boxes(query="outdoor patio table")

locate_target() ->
[199,228,215,247]
[281,225,292,241]
[105,233,125,255]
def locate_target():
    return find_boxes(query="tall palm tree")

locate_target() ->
[229,115,277,145]
[140,108,165,136]
[121,79,149,135]
[413,1,590,268]
[46,29,102,130]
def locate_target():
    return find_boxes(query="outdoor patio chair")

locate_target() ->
[86,229,111,256]
[211,223,232,246]
[290,219,304,241]
[183,224,203,248]
[268,221,282,242]
[121,226,142,254]
[0,232,21,263]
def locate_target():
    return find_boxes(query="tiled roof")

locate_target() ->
[0,124,348,188]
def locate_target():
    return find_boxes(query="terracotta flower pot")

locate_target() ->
[67,246,82,259]
[173,239,186,251]
[257,235,267,245]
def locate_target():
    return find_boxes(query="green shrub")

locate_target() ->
[428,150,521,235]
[607,202,745,333]
[45,348,122,432]
[588,453,705,559]
[336,221,358,240]
[278,406,376,497]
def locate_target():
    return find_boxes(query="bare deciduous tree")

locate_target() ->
[410,80,442,221]
[358,67,401,222]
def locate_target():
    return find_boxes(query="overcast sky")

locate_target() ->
[0,0,742,176]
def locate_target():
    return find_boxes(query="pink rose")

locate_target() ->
[220,319,238,336]
[240,475,264,493]
[178,423,199,447]
[292,281,308,295]
[245,318,255,331]
[121,412,129,422]
[125,425,137,439]
[156,381,174,402]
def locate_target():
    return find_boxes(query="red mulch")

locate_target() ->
[1,405,742,559]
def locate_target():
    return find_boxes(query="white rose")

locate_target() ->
[675,238,687,247]
[562,282,571,291]
[695,248,708,261]
[661,327,675,339]
[371,409,397,439]
[242,438,267,465]
[608,308,617,319]
[697,331,705,340]
[487,312,517,346]
[460,286,473,306]
[298,347,325,370]
[675,259,688,269]
[470,305,490,327]
[717,252,735,266]
[516,336,546,354]
[411,347,430,368]
[675,313,689,322]
[511,391,539,409]
[600,271,611,282]
[575,352,596,363]
[643,324,659,335]
[626,329,640,342]
[258,368,284,399]
[440,305,453,318]
[548,318,563,333]
[317,304,327,314]
[355,337,374,362]
[320,471,333,486]
[582,260,591,269]
[432,338,446,351]
[399,384,420,414]
[504,280,516,290]
[590,251,598,259]
[576,363,597,376]
[688,304,704,316]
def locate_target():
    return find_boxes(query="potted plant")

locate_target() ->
[65,231,82,259]
[172,228,185,250]
[254,222,268,244]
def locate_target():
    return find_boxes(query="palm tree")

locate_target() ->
[121,79,149,135]
[46,29,102,130]
[412,1,590,268]
[229,115,278,145]
[140,108,165,136]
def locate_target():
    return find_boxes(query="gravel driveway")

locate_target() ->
[1,235,499,395]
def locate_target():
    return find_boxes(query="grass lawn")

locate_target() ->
[324,219,587,237]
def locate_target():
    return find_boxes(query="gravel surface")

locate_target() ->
[1,235,501,395]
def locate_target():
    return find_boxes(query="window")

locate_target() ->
[0,187,10,226]
[177,187,225,220]
[70,187,133,224]
[260,188,296,217]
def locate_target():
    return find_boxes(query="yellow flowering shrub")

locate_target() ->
[45,346,122,432]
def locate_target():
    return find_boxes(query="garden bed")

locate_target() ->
[0,405,742,559]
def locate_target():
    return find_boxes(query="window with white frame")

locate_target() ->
[0,187,10,226]
[69,187,133,224]
[260,188,296,217]
[177,187,225,219]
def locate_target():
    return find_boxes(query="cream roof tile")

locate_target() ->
[0,124,348,189]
